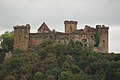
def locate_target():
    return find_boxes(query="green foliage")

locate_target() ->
[71,65,80,74]
[57,54,66,67]
[62,62,70,71]
[13,48,25,56]
[47,74,55,80]
[58,71,72,80]
[0,39,119,80]
[0,58,24,80]
[40,39,54,48]
[94,30,100,47]
[55,44,66,55]
[0,50,5,63]
[45,67,61,80]
[4,75,16,80]
[33,72,45,80]
[68,72,88,80]
[0,31,14,52]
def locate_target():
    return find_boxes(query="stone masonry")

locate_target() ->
[13,20,109,53]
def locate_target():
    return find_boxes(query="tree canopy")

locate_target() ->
[0,31,14,52]
[0,39,119,80]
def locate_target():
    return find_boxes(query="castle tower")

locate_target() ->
[96,25,109,53]
[13,24,30,50]
[64,20,77,33]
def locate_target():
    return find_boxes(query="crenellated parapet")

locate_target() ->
[13,20,109,53]
[14,24,30,29]
[96,25,109,31]
[64,20,78,33]
[64,20,78,24]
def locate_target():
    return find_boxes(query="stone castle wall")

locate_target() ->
[13,20,109,53]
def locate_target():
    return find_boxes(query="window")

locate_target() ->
[103,40,105,43]
[82,38,87,43]
[58,40,61,43]
[91,35,93,38]
[50,36,53,39]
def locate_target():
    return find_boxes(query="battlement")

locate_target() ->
[96,25,109,30]
[64,20,78,33]
[13,24,31,29]
[84,25,96,32]
[64,20,78,24]
[13,20,109,53]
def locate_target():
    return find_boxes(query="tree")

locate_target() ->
[0,31,14,52]
[0,49,5,63]
[20,75,27,80]
[58,71,72,80]
[0,37,120,80]
[4,75,16,80]
[66,55,75,65]
[43,53,57,68]
[12,48,25,57]
[47,74,55,80]
[0,65,6,80]
[57,54,66,67]
[54,44,66,55]
[62,62,70,71]
[71,65,80,74]
[40,39,54,48]
[105,60,120,80]
[45,67,61,79]
[68,73,88,80]
[2,58,24,79]
[33,72,45,80]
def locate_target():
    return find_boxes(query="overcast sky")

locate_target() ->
[0,0,120,53]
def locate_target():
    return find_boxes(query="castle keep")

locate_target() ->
[13,20,109,53]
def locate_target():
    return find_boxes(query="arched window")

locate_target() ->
[82,38,87,43]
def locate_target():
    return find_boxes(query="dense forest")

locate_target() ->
[0,32,120,80]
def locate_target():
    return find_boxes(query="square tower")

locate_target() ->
[64,20,77,33]
[13,24,30,50]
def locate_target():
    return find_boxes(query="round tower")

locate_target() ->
[64,20,77,33]
[13,24,30,50]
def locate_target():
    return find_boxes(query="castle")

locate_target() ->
[13,20,109,53]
